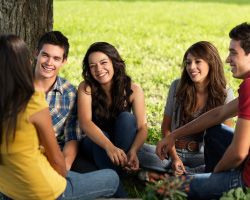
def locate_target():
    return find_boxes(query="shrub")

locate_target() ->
[220,187,250,200]
[143,175,190,200]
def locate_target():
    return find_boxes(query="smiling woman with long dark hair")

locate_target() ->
[78,42,147,182]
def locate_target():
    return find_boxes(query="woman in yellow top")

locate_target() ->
[0,35,119,200]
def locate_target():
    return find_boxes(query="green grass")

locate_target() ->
[0,1,248,199]
[54,0,249,144]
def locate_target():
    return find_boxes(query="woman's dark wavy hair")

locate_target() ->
[176,41,227,125]
[82,42,132,122]
[0,35,34,147]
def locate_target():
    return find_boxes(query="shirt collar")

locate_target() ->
[245,72,250,79]
[51,77,63,95]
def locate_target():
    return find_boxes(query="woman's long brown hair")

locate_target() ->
[0,35,34,151]
[176,41,227,125]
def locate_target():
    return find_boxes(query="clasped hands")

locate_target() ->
[106,144,139,171]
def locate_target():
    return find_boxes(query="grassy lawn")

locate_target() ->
[53,2,249,196]
[54,0,249,144]
[0,1,248,200]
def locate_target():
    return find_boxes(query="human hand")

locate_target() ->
[156,139,168,160]
[156,134,175,160]
[125,150,139,171]
[106,144,127,167]
[171,158,186,176]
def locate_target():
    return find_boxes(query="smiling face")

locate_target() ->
[185,53,210,85]
[226,39,250,79]
[88,51,114,87]
[35,44,66,80]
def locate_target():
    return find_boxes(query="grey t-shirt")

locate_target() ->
[164,79,234,134]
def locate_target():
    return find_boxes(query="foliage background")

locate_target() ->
[54,0,249,144]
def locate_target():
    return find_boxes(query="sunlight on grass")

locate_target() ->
[54,0,249,143]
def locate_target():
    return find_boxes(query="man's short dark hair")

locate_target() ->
[37,31,69,59]
[229,22,250,55]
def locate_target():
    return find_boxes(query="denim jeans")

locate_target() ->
[81,112,137,172]
[0,194,11,200]
[187,124,243,200]
[138,143,204,174]
[137,143,171,172]
[1,169,119,200]
[80,112,137,197]
[204,124,234,172]
[60,170,119,200]
[188,170,244,200]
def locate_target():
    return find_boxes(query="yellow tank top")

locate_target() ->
[0,91,66,200]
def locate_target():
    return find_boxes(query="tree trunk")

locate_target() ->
[0,0,53,52]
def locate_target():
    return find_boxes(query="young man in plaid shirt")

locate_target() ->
[34,31,82,171]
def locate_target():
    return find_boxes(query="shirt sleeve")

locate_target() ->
[238,78,250,120]
[164,79,179,117]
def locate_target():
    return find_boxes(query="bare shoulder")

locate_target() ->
[131,82,143,93]
[78,81,91,94]
[130,83,144,102]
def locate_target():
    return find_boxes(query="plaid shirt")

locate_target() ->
[46,76,82,148]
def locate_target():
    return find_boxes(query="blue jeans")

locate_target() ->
[204,124,234,172]
[61,170,119,200]
[187,124,244,199]
[1,169,119,200]
[81,112,137,197]
[188,170,244,200]
[138,143,204,174]
[0,194,11,200]
[81,112,137,172]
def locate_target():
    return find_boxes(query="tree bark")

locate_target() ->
[0,0,53,52]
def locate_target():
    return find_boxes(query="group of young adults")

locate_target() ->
[0,22,249,200]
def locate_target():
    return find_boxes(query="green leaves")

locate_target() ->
[143,176,189,200]
[220,187,250,200]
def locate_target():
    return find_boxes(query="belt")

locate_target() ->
[175,139,199,152]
